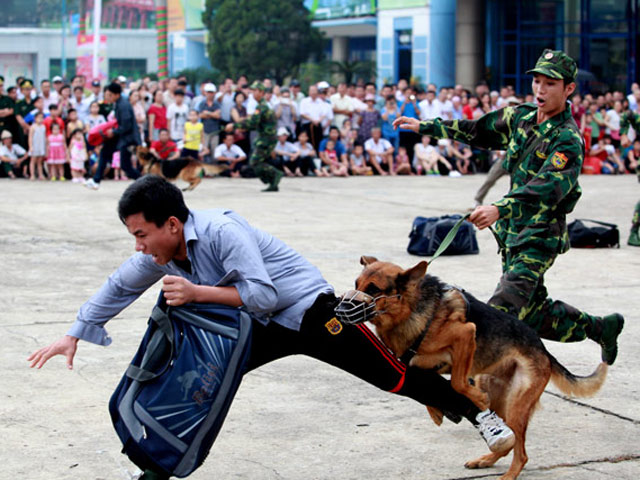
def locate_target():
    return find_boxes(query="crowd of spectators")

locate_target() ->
[1,71,639,181]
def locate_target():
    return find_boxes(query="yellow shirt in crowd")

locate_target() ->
[184,121,203,151]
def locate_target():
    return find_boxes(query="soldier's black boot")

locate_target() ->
[590,313,624,365]
[262,170,283,192]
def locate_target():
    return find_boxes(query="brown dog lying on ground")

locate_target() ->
[136,146,226,191]
[335,256,608,480]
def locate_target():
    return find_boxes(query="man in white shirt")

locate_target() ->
[166,89,189,142]
[299,85,326,149]
[214,131,247,177]
[317,85,333,136]
[434,88,454,120]
[330,82,353,129]
[419,89,442,121]
[364,127,394,175]
[71,86,91,123]
[39,79,59,111]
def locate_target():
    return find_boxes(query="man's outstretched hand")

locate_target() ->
[28,335,79,369]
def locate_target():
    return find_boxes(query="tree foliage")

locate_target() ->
[202,0,324,83]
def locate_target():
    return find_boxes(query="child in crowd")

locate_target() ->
[85,101,106,132]
[68,128,87,183]
[293,130,324,177]
[28,111,47,180]
[322,139,349,177]
[65,109,83,141]
[111,151,126,181]
[182,109,204,159]
[349,143,372,176]
[148,90,168,142]
[166,89,188,142]
[46,122,67,181]
[394,145,413,175]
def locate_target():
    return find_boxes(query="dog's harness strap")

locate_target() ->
[400,315,436,365]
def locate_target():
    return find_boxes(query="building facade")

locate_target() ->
[0,0,158,82]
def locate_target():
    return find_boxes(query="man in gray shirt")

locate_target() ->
[197,83,221,163]
[29,176,514,479]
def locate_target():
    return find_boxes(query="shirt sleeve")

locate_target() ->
[419,106,518,151]
[493,130,583,221]
[620,111,640,136]
[214,222,278,314]
[66,253,165,345]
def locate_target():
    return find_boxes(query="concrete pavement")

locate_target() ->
[1,173,638,479]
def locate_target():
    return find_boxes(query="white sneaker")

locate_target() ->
[84,178,100,190]
[448,170,462,177]
[475,410,515,453]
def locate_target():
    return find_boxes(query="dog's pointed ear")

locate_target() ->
[396,261,428,290]
[360,255,378,267]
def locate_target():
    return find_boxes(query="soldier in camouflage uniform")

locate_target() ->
[393,49,624,365]
[620,110,640,246]
[226,81,283,192]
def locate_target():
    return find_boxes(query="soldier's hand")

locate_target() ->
[469,205,500,230]
[28,335,79,370]
[620,134,630,148]
[392,116,420,133]
[163,275,197,306]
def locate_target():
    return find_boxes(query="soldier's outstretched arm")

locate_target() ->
[417,107,519,151]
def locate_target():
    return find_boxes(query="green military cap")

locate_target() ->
[250,81,266,92]
[527,49,577,82]
[20,78,34,88]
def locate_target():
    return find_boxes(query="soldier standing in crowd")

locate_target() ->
[394,49,624,365]
[620,109,640,246]
[226,81,282,192]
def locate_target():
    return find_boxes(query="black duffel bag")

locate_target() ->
[408,214,479,256]
[568,218,620,248]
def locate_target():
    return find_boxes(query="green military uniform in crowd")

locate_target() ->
[620,110,640,246]
[13,79,35,147]
[419,49,623,364]
[233,82,282,191]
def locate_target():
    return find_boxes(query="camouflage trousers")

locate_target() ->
[250,140,279,186]
[632,200,640,231]
[488,246,599,342]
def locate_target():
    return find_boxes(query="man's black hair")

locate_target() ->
[48,103,58,110]
[7,86,16,94]
[174,89,185,96]
[41,79,50,85]
[118,176,189,227]
[106,82,122,95]
[73,85,83,92]
[329,126,340,133]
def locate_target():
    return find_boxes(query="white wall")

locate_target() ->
[0,28,158,81]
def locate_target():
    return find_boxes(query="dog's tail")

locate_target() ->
[200,164,227,177]
[549,356,608,398]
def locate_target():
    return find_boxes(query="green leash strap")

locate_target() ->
[430,213,506,263]
[430,213,471,262]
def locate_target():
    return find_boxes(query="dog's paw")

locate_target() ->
[464,452,500,469]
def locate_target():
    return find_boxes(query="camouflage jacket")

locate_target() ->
[234,99,276,144]
[419,102,584,253]
[620,110,640,136]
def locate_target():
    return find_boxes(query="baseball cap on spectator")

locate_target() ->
[317,81,330,91]
[204,83,217,93]
[506,96,521,105]
[280,87,289,94]
[52,75,63,83]
[117,75,127,83]
[277,127,289,137]
[365,93,376,102]
[1,130,13,140]
[290,79,300,87]
[91,80,100,87]
[490,91,499,97]
[452,95,461,103]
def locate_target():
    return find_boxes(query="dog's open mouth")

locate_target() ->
[334,290,378,325]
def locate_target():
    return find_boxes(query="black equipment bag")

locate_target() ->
[568,218,620,248]
[408,214,479,256]
[109,299,253,478]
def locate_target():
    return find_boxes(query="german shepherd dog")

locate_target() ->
[136,146,227,191]
[336,256,608,480]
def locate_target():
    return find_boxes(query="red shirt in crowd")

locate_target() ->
[43,116,65,136]
[148,104,168,130]
[151,140,178,160]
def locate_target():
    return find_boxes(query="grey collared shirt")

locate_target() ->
[67,209,333,345]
